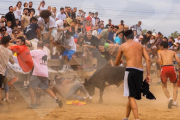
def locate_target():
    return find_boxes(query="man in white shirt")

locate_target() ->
[37,10,57,53]
[91,13,95,27]
[56,7,66,21]
[130,21,142,36]
[175,35,180,44]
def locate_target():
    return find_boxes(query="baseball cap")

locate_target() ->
[152,33,156,36]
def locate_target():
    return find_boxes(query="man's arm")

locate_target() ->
[57,26,70,32]
[142,46,151,82]
[157,52,162,68]
[25,40,32,47]
[37,29,42,41]
[21,16,24,30]
[174,52,180,67]
[115,47,123,66]
[44,27,53,40]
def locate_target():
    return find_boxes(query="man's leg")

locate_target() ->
[129,97,139,119]
[45,88,56,98]
[30,87,35,105]
[173,82,178,102]
[125,98,131,119]
[162,83,171,99]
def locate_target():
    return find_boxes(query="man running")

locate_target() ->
[158,41,179,109]
[115,30,150,120]
[29,41,63,108]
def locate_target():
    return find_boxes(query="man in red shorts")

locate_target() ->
[158,41,180,109]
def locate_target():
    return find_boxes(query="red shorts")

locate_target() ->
[161,65,177,84]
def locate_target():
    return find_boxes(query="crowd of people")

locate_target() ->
[0,1,180,120]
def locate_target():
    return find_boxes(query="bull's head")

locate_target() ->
[83,78,95,96]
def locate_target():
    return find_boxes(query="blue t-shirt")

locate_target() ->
[98,28,103,34]
[107,31,114,43]
[168,42,173,47]
[114,36,121,45]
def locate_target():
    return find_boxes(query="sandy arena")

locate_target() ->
[0,76,180,120]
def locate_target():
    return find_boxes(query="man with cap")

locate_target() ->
[105,19,113,28]
[118,20,125,33]
[77,9,83,18]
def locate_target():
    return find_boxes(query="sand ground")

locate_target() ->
[0,77,180,120]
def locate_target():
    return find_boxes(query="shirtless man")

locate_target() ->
[115,30,150,120]
[158,41,180,109]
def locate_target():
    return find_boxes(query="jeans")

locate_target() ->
[66,84,88,101]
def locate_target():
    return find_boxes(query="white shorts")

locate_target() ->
[43,27,57,39]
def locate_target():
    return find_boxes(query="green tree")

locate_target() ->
[169,31,179,38]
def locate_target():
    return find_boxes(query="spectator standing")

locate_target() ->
[56,7,66,21]
[77,9,83,18]
[38,1,46,14]
[5,6,16,29]
[72,7,77,19]
[21,8,30,30]
[130,21,142,36]
[13,1,22,26]
[118,20,125,32]
[98,24,104,34]
[28,1,35,14]
[94,12,100,24]
[86,12,92,22]
[91,13,95,27]
[105,19,113,28]
[51,7,56,20]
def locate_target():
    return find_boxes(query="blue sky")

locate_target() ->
[0,0,180,36]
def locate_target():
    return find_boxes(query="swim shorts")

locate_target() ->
[161,65,177,84]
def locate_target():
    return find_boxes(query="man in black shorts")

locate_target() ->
[115,30,150,120]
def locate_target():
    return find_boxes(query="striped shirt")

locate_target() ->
[0,45,13,76]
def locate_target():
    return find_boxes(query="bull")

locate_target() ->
[83,66,125,103]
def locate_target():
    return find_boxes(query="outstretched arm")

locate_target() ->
[115,47,123,66]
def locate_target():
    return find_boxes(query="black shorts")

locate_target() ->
[0,74,5,88]
[124,68,143,100]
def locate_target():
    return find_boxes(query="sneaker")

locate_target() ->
[56,99,63,108]
[28,104,36,109]
[8,77,18,86]
[168,98,173,109]
[5,98,11,104]
[172,102,178,107]
[123,118,129,120]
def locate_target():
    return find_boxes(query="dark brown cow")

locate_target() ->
[84,66,125,103]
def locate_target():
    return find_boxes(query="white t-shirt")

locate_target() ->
[37,16,57,30]
[175,38,180,44]
[56,13,66,21]
[92,17,95,26]
[92,30,99,37]
[30,49,48,77]
[6,27,12,37]
[55,20,64,40]
[149,39,155,44]
[39,6,47,13]
[14,7,22,21]
[64,36,76,51]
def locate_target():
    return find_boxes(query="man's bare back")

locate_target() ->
[115,40,147,69]
[159,50,178,66]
